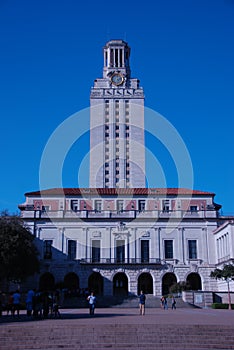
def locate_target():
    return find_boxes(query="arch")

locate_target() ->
[64,272,79,293]
[39,272,55,291]
[138,272,153,294]
[186,273,202,291]
[88,272,103,295]
[162,272,177,296]
[113,272,128,297]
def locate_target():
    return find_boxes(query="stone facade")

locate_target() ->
[18,188,232,296]
[89,40,145,188]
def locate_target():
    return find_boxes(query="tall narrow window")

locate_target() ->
[163,200,170,212]
[71,200,78,212]
[92,240,100,263]
[139,200,146,212]
[117,200,124,212]
[44,240,53,259]
[141,240,149,263]
[164,240,173,259]
[95,200,102,212]
[116,240,125,263]
[188,240,197,259]
[68,240,76,260]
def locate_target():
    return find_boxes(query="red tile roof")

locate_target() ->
[25,188,215,197]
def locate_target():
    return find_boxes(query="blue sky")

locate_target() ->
[0,0,233,214]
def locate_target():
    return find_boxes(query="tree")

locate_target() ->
[169,281,191,294]
[210,264,234,310]
[0,212,40,285]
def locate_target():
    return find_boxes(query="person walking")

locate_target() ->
[87,291,96,315]
[139,290,146,315]
[171,296,176,310]
[163,296,168,310]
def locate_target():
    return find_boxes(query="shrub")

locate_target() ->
[211,303,234,309]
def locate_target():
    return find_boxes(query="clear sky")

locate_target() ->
[0,0,233,214]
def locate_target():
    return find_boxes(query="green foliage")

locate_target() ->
[169,281,191,293]
[0,213,40,283]
[210,264,234,281]
[211,303,234,310]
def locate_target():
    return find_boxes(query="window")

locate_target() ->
[164,240,173,259]
[116,240,125,263]
[163,200,170,212]
[71,200,78,212]
[139,200,146,212]
[95,200,102,212]
[188,240,197,259]
[42,205,50,212]
[190,206,198,212]
[92,240,100,262]
[141,240,149,263]
[44,240,53,259]
[117,200,124,212]
[68,240,76,260]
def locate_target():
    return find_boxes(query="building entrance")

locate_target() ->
[162,273,177,295]
[137,272,153,294]
[88,272,103,295]
[113,272,128,296]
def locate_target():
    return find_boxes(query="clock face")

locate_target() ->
[111,73,124,86]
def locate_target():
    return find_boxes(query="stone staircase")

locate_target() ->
[62,295,196,309]
[1,321,234,349]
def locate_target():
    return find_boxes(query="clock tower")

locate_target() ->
[89,40,145,188]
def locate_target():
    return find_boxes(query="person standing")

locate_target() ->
[12,290,21,317]
[26,289,35,316]
[87,291,96,315]
[139,290,146,315]
[160,296,165,309]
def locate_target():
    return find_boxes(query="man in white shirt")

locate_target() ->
[87,291,96,315]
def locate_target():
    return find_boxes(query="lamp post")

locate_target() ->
[226,278,232,310]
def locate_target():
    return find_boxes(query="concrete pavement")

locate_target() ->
[1,308,234,349]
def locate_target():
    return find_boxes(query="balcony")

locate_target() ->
[78,258,162,264]
[23,208,219,220]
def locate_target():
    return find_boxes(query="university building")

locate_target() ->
[19,40,234,298]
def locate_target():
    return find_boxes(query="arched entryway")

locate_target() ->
[162,273,177,296]
[186,273,202,290]
[64,273,79,296]
[138,273,153,294]
[88,272,103,295]
[113,273,128,297]
[39,272,55,291]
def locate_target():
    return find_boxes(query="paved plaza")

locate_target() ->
[1,308,234,349]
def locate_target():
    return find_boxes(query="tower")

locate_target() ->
[89,40,145,188]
